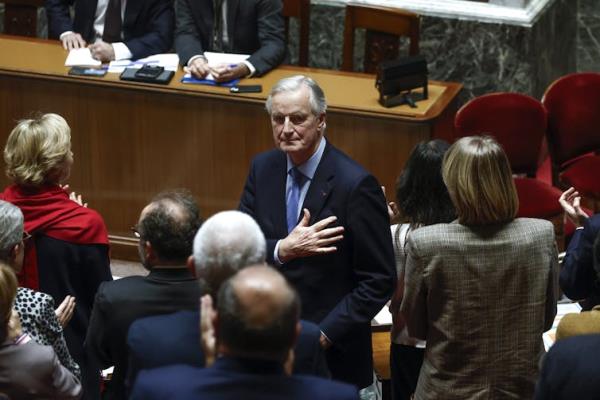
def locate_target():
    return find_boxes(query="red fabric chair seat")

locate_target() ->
[514,177,562,218]
[561,155,600,197]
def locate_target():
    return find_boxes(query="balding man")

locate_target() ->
[131,266,358,400]
[126,210,328,387]
[85,190,202,400]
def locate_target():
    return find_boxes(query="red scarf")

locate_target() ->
[1,184,109,290]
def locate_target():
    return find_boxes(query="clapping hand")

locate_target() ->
[200,295,217,367]
[382,186,399,223]
[55,296,76,327]
[60,184,88,207]
[277,209,344,263]
[559,187,589,227]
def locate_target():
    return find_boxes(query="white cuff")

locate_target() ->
[112,42,132,61]
[188,54,207,67]
[273,240,283,265]
[241,60,256,77]
[59,31,74,40]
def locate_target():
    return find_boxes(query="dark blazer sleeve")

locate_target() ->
[534,342,559,400]
[124,0,175,59]
[174,0,204,65]
[560,214,600,301]
[294,320,330,377]
[245,0,286,76]
[319,175,396,342]
[238,158,279,264]
[85,283,112,369]
[45,0,75,38]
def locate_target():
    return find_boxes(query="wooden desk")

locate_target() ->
[372,324,392,399]
[0,36,462,259]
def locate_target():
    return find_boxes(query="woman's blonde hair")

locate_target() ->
[4,113,72,187]
[0,263,18,341]
[442,135,518,226]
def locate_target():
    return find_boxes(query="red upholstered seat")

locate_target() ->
[543,72,600,212]
[455,93,546,176]
[514,178,562,218]
[561,155,600,197]
[454,92,564,248]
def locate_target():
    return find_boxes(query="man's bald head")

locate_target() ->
[217,265,300,362]
[138,189,202,265]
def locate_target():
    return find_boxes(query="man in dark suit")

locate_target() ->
[84,190,202,400]
[238,75,396,391]
[131,265,359,400]
[45,0,174,61]
[175,0,285,82]
[534,334,600,400]
[126,210,329,386]
[559,187,600,309]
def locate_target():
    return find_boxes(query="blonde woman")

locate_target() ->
[1,113,112,386]
[400,136,558,399]
[0,263,82,399]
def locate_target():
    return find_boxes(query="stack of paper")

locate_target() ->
[65,48,102,67]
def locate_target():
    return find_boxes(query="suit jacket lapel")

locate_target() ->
[301,143,335,225]
[266,151,288,238]
[123,0,137,30]
[226,0,239,49]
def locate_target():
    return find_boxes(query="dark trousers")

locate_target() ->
[390,343,424,400]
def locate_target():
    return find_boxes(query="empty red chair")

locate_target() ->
[455,92,564,247]
[543,72,600,212]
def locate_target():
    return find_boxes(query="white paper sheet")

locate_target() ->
[372,304,392,326]
[543,302,582,351]
[65,48,102,67]
[108,53,180,73]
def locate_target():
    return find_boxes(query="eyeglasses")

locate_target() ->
[22,231,32,242]
[130,226,141,239]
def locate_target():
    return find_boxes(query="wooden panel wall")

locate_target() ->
[0,74,442,260]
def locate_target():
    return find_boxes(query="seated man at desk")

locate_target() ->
[175,0,286,82]
[45,0,174,62]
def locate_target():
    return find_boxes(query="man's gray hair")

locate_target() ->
[193,210,266,277]
[265,75,327,116]
[0,201,23,261]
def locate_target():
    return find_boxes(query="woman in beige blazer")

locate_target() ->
[400,136,558,400]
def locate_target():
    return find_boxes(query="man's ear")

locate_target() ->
[187,255,196,277]
[143,240,157,264]
[10,243,20,261]
[317,113,326,130]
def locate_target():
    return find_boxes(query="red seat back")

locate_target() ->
[454,92,547,176]
[543,72,600,166]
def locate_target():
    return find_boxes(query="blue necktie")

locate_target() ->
[287,168,306,233]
